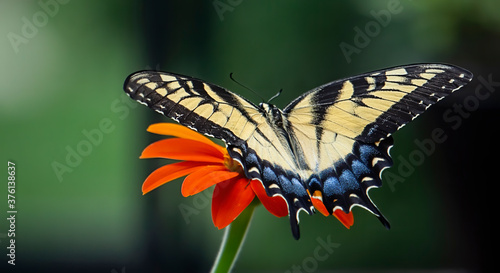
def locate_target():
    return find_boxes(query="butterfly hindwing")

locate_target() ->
[124,64,473,239]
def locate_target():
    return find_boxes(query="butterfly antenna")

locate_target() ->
[267,89,282,104]
[229,73,265,102]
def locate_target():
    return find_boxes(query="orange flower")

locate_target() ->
[140,123,354,231]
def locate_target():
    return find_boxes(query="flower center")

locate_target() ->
[223,153,244,174]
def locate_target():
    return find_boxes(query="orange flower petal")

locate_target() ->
[181,165,239,197]
[250,180,288,217]
[332,209,354,229]
[212,177,255,229]
[147,123,226,154]
[140,138,224,163]
[142,161,208,195]
[309,190,330,217]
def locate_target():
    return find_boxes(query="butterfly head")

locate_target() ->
[260,102,285,128]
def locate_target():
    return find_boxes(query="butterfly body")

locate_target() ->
[124,64,472,239]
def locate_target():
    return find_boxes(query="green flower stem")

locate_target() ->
[210,202,257,273]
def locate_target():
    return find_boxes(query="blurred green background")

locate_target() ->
[1,0,498,272]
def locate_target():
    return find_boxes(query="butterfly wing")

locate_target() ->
[285,64,473,142]
[283,64,472,224]
[124,64,473,239]
[124,71,314,237]
[124,71,262,145]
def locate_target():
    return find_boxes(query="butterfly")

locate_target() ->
[124,64,472,239]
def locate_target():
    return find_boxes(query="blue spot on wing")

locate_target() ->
[339,169,358,191]
[228,136,394,239]
[350,159,371,177]
[263,166,278,182]
[259,163,313,239]
[323,176,342,196]
[308,137,393,226]
[246,152,259,165]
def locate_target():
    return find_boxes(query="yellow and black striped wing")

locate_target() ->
[124,71,263,145]
[285,64,473,142]
[124,64,473,239]
[124,71,314,237]
[282,64,472,225]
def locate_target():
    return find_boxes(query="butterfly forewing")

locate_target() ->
[284,64,473,142]
[125,72,259,142]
